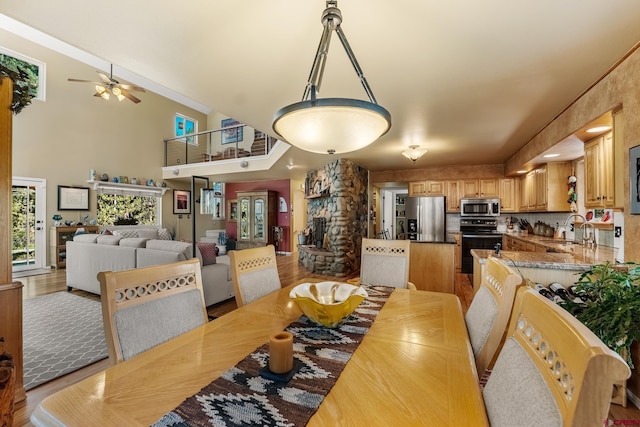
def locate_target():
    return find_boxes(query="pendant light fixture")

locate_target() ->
[402,145,427,164]
[272,1,391,154]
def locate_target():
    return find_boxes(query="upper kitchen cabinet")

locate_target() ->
[446,180,461,212]
[518,162,571,212]
[499,178,516,212]
[459,179,498,198]
[584,131,615,208]
[408,180,445,196]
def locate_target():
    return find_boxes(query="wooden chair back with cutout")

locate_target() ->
[228,245,281,307]
[465,256,524,375]
[98,259,207,364]
[482,287,631,426]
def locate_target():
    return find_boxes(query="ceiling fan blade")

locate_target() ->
[68,78,102,84]
[97,72,115,83]
[120,89,141,104]
[118,84,146,92]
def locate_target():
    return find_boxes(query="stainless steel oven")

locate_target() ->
[460,218,503,274]
[460,197,500,217]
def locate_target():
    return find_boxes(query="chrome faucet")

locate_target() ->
[563,213,596,247]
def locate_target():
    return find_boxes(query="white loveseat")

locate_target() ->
[66,233,234,306]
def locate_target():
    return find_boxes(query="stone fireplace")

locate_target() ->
[298,159,368,277]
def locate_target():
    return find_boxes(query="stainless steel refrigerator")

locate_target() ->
[404,196,446,242]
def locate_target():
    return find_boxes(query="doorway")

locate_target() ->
[12,177,47,272]
[381,188,408,240]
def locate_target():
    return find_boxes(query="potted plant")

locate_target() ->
[560,261,640,368]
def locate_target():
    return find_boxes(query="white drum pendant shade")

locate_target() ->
[273,98,391,154]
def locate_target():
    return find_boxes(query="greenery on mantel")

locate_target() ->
[0,62,36,115]
[560,261,640,368]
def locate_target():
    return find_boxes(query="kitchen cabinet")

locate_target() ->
[459,179,498,198]
[584,132,615,208]
[408,181,445,196]
[453,233,462,273]
[517,162,571,212]
[409,242,455,293]
[236,190,277,250]
[446,180,461,212]
[408,181,427,196]
[499,178,516,212]
[50,225,99,268]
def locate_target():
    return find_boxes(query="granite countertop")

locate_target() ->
[471,249,593,271]
[503,232,618,264]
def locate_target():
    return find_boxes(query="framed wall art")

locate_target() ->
[221,118,243,144]
[173,189,191,214]
[57,186,89,210]
[227,199,238,222]
[630,145,640,214]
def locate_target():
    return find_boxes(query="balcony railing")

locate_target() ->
[164,124,277,167]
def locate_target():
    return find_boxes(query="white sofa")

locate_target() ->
[66,233,234,306]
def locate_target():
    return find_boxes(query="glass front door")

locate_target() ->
[12,177,47,272]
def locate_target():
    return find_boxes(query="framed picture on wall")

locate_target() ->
[173,189,191,214]
[57,186,89,210]
[221,118,243,144]
[227,199,238,222]
[630,145,640,214]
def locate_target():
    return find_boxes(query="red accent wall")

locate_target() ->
[225,179,291,252]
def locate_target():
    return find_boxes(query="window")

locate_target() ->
[97,194,159,226]
[175,113,198,145]
[0,46,46,101]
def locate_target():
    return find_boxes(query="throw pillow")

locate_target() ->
[196,242,217,266]
[113,229,139,239]
[158,228,172,240]
[97,235,121,245]
[137,229,159,239]
[119,237,150,248]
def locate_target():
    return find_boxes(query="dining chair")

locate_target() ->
[465,256,523,377]
[482,287,630,427]
[98,258,208,364]
[228,244,281,307]
[348,238,415,289]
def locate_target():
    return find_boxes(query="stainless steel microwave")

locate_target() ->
[460,197,500,217]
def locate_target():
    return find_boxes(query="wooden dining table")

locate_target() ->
[31,280,489,426]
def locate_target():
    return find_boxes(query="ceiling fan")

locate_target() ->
[68,64,145,103]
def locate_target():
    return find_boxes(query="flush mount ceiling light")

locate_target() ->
[543,153,560,158]
[402,145,427,164]
[272,0,391,155]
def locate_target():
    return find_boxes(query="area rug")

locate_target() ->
[23,292,108,390]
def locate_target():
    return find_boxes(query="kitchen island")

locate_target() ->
[501,232,619,264]
[470,249,593,294]
[409,235,457,293]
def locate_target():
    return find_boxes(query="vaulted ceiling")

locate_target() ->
[3,1,640,180]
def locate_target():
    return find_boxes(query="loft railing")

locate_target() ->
[163,123,277,167]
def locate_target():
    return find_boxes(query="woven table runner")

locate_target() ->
[152,285,393,427]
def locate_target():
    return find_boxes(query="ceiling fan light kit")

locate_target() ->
[69,64,145,104]
[272,0,391,154]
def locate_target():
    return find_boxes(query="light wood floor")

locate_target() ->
[11,254,640,426]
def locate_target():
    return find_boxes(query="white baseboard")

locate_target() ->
[276,251,292,255]
[627,388,640,409]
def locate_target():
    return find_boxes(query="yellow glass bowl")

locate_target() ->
[289,282,368,328]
